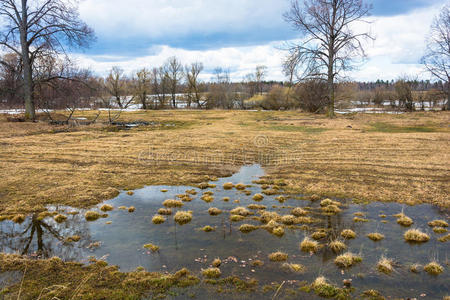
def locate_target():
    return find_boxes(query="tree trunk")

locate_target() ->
[20,0,35,121]
[447,82,450,111]
[327,57,335,118]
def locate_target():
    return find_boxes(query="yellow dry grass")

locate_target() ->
[0,110,449,215]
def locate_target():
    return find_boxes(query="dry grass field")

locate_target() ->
[0,110,449,216]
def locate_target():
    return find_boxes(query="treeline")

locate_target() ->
[0,53,448,114]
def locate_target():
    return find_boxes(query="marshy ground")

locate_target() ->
[0,110,449,299]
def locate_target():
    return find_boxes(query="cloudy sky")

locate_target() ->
[73,0,448,82]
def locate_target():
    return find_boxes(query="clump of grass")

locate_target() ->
[424,261,444,275]
[174,211,193,225]
[208,207,222,216]
[235,183,246,190]
[53,214,67,223]
[379,214,387,218]
[212,258,221,267]
[262,189,277,195]
[328,240,347,253]
[291,207,307,216]
[152,215,165,224]
[322,204,341,214]
[239,224,258,233]
[223,182,234,190]
[312,276,340,298]
[247,204,266,210]
[311,231,327,240]
[300,237,319,253]
[268,251,288,262]
[197,182,209,189]
[201,225,215,232]
[428,220,448,227]
[230,206,251,216]
[185,189,197,195]
[222,197,230,202]
[320,198,340,206]
[65,235,81,243]
[202,267,221,278]
[230,215,245,222]
[201,195,214,203]
[203,191,214,196]
[354,217,369,222]
[275,196,286,203]
[243,190,252,196]
[143,243,159,252]
[433,227,447,234]
[260,211,280,223]
[251,260,264,267]
[118,206,127,210]
[158,208,172,215]
[310,194,320,201]
[85,211,100,221]
[163,199,184,208]
[252,194,264,201]
[100,204,114,212]
[438,233,450,242]
[396,214,413,226]
[280,215,296,225]
[377,256,394,274]
[265,220,280,229]
[179,194,193,202]
[367,232,385,241]
[354,212,365,217]
[281,263,306,273]
[161,189,168,192]
[334,252,362,268]
[272,226,285,237]
[233,199,240,203]
[128,206,135,213]
[341,229,356,239]
[12,214,25,224]
[404,229,430,242]
[126,191,134,196]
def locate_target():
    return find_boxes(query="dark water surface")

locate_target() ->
[1,165,449,299]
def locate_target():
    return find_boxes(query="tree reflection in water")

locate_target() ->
[0,212,94,261]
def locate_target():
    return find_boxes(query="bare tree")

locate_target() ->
[283,0,373,117]
[0,0,94,120]
[105,66,133,109]
[185,62,204,108]
[255,65,267,95]
[164,56,183,108]
[422,4,450,110]
[133,68,151,109]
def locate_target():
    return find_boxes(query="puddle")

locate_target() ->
[0,165,449,298]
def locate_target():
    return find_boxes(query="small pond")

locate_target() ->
[0,165,449,299]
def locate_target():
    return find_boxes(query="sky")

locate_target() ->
[72,0,449,82]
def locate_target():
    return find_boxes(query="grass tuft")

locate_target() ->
[404,229,430,242]
[268,251,288,262]
[174,211,193,225]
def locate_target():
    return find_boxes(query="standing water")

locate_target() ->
[0,165,448,299]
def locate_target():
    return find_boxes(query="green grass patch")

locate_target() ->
[369,122,437,133]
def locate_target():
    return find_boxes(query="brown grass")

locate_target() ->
[0,110,448,215]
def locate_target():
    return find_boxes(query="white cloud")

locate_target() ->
[74,42,286,81]
[78,0,289,40]
[74,1,446,82]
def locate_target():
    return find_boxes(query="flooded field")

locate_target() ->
[1,165,448,299]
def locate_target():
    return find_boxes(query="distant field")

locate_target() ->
[0,110,449,215]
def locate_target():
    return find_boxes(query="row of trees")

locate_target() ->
[0,0,448,120]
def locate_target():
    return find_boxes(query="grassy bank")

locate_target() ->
[0,110,449,216]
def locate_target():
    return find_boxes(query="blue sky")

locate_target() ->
[74,0,449,81]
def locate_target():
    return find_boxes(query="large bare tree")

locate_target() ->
[284,0,373,117]
[422,4,450,110]
[0,0,94,120]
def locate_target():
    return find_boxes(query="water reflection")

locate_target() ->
[0,212,93,261]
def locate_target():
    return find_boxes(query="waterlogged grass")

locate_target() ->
[369,122,438,133]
